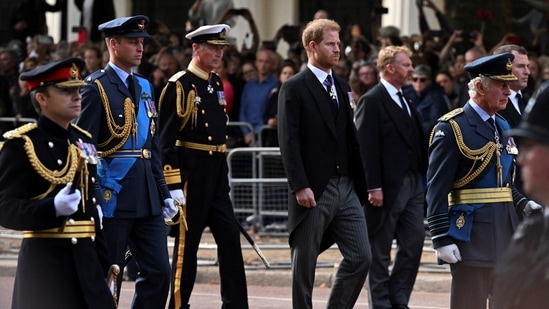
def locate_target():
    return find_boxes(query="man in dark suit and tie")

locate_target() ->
[493,44,532,204]
[278,18,371,309]
[493,44,530,128]
[355,45,428,309]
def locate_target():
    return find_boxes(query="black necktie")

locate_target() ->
[516,93,525,114]
[486,117,497,133]
[323,75,338,107]
[127,74,135,102]
[397,91,410,116]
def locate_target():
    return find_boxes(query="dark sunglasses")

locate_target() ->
[412,77,427,83]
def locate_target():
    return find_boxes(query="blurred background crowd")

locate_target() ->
[0,0,548,145]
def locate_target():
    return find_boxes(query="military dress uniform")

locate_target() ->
[75,15,173,306]
[157,24,248,309]
[0,58,116,309]
[426,53,529,308]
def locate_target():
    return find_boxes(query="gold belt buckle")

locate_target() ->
[142,149,151,159]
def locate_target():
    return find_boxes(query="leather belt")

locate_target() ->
[448,187,513,206]
[23,220,96,239]
[176,140,227,153]
[106,149,151,159]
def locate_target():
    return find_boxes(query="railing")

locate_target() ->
[227,147,289,235]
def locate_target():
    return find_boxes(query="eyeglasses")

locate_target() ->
[412,77,427,83]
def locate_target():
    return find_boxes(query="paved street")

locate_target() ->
[0,276,449,308]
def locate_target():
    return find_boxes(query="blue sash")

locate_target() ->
[448,119,513,242]
[98,76,152,217]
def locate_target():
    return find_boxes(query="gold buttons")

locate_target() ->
[208,136,212,141]
[71,238,77,244]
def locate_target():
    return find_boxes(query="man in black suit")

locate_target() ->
[76,15,178,307]
[493,44,531,202]
[278,18,371,309]
[493,44,530,128]
[355,45,428,309]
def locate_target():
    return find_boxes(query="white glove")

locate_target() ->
[435,244,462,264]
[524,200,543,216]
[53,183,81,217]
[170,189,185,205]
[163,198,178,220]
[96,205,103,230]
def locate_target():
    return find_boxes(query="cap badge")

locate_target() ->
[219,29,226,39]
[70,63,78,79]
[506,58,512,72]
[138,20,146,31]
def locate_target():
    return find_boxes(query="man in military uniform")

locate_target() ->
[426,53,542,308]
[0,57,116,308]
[76,15,178,307]
[157,24,248,309]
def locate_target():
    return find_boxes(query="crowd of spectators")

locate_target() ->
[1,1,549,145]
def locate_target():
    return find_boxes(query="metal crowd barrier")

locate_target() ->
[227,147,289,236]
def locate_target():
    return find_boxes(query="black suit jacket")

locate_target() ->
[498,97,524,129]
[278,68,367,237]
[355,82,428,234]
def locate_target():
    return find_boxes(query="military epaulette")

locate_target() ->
[438,108,463,121]
[168,71,186,82]
[2,122,38,140]
[70,123,92,138]
[84,69,107,82]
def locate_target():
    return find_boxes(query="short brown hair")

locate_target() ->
[302,19,340,54]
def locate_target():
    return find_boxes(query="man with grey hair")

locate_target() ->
[403,63,451,137]
[426,52,540,308]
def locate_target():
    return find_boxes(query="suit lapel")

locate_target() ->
[378,84,415,147]
[304,69,337,137]
[498,98,521,127]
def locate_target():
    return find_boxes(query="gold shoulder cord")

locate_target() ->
[94,80,136,157]
[23,136,80,199]
[5,123,85,200]
[448,119,498,188]
[158,80,192,131]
